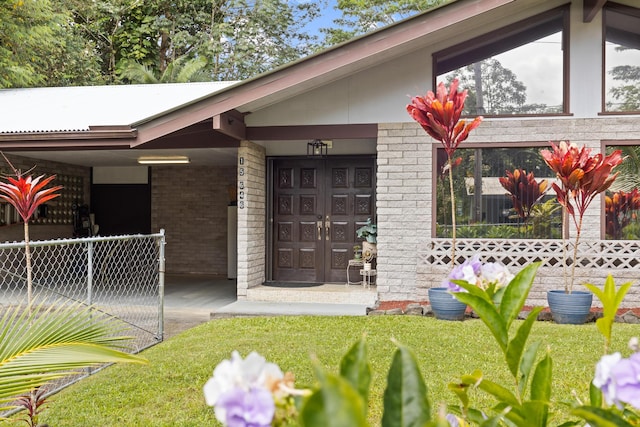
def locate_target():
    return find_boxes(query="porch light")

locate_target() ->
[137,156,190,165]
[307,139,328,157]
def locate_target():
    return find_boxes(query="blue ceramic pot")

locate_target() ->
[547,290,593,324]
[428,287,467,321]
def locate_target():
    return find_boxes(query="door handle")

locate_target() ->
[325,216,330,241]
[317,221,323,240]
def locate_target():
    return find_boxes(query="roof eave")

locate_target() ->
[0,127,137,149]
[133,0,516,146]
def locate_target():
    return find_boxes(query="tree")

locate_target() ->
[0,0,102,88]
[120,56,210,84]
[446,59,530,115]
[62,0,322,83]
[321,0,449,46]
[608,64,640,111]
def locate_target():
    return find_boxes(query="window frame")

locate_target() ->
[601,139,640,240]
[432,5,570,118]
[430,141,562,239]
[600,2,640,115]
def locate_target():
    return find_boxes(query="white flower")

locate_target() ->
[480,263,514,289]
[203,351,283,407]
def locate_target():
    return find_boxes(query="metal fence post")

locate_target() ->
[86,241,93,306]
[158,229,166,341]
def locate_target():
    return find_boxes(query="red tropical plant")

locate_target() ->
[605,188,640,239]
[0,156,62,311]
[407,79,483,265]
[541,141,623,292]
[499,169,549,221]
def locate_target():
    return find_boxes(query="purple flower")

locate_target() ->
[446,413,470,427]
[444,255,481,292]
[594,351,640,410]
[216,387,275,427]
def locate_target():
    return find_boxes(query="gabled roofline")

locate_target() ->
[132,0,516,146]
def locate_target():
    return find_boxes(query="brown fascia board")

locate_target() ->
[0,126,137,149]
[131,0,516,147]
[246,124,378,141]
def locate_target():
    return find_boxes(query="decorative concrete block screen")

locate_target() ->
[419,238,640,307]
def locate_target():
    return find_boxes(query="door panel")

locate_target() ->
[272,157,375,283]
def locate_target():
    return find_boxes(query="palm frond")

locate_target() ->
[0,299,146,405]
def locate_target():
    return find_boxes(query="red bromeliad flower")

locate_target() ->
[0,174,62,223]
[541,141,623,292]
[407,79,483,157]
[0,171,62,311]
[499,169,548,220]
[605,189,640,239]
[540,141,622,221]
[407,79,483,266]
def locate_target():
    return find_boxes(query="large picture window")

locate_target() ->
[435,146,561,239]
[604,4,640,113]
[434,6,568,116]
[605,144,640,240]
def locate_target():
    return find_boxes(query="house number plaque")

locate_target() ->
[238,157,245,209]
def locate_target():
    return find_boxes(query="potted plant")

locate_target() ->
[352,245,362,260]
[407,79,483,266]
[356,218,377,262]
[541,141,623,324]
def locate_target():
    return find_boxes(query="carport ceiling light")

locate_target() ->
[137,156,190,164]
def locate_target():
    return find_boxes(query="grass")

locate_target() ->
[6,316,637,426]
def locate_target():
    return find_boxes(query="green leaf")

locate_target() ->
[500,263,540,329]
[506,307,542,378]
[589,381,602,407]
[339,338,372,406]
[0,299,146,404]
[523,401,550,427]
[460,371,520,408]
[300,369,369,427]
[518,341,541,399]
[447,381,469,409]
[453,280,493,305]
[530,353,552,403]
[453,292,508,352]
[585,276,632,348]
[571,406,634,427]
[381,343,431,427]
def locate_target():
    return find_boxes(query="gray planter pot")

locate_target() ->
[428,287,467,321]
[547,290,593,324]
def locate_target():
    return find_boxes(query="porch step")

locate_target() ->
[245,283,378,306]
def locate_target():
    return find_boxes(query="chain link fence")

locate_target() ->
[0,230,166,404]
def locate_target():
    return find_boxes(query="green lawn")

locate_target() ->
[8,315,637,426]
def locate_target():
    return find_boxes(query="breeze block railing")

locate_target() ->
[419,238,640,308]
[0,230,166,403]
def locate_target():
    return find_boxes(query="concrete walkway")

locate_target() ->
[212,300,369,317]
[162,275,371,338]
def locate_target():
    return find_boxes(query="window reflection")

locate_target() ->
[604,6,640,112]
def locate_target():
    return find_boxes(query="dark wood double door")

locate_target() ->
[272,156,376,283]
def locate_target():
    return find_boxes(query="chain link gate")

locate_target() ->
[0,230,166,403]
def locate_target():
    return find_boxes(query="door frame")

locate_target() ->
[265,155,377,283]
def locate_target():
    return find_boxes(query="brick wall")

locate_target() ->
[0,154,90,242]
[151,165,236,275]
[236,141,266,298]
[377,116,640,304]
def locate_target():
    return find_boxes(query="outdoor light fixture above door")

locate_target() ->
[307,139,329,157]
[137,155,190,164]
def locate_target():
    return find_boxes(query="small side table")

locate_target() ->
[346,259,364,286]
[360,269,377,289]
